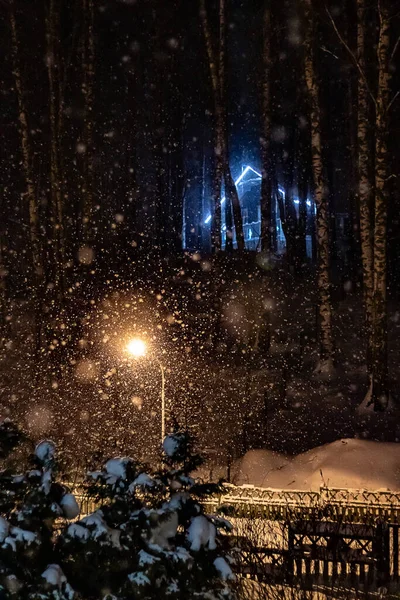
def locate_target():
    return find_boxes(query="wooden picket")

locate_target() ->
[211,484,400,588]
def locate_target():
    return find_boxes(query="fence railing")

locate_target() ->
[72,482,400,588]
[208,484,400,523]
[210,484,400,589]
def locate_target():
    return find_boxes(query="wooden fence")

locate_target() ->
[209,484,400,590]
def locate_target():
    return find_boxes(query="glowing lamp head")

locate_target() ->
[127,338,147,358]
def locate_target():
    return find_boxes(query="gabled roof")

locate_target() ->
[204,165,262,224]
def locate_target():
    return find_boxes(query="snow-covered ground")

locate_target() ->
[233,438,400,491]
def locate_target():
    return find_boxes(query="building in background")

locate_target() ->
[198,165,310,254]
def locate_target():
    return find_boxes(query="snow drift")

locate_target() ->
[233,439,400,491]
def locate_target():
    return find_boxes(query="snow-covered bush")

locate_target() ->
[0,420,27,515]
[0,421,235,599]
[59,430,234,599]
[0,434,78,598]
[27,564,75,600]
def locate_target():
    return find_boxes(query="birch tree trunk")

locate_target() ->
[82,0,95,244]
[370,2,391,410]
[46,0,65,296]
[303,0,334,373]
[357,0,374,343]
[344,5,360,281]
[260,1,273,253]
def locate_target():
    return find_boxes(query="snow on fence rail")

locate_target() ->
[205,484,400,522]
[70,483,400,522]
[208,485,400,587]
[68,483,400,587]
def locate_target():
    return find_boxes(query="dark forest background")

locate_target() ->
[0,0,400,463]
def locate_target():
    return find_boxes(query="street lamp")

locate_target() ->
[126,338,166,444]
[126,338,146,358]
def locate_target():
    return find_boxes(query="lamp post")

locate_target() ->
[126,338,166,445]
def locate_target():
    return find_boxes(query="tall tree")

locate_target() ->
[200,0,245,252]
[0,229,8,344]
[260,1,273,253]
[9,0,43,348]
[219,0,232,253]
[357,0,374,347]
[199,0,223,253]
[46,0,65,296]
[370,0,391,410]
[10,2,41,278]
[296,111,309,267]
[327,0,398,409]
[82,0,95,245]
[303,0,334,373]
[166,45,185,254]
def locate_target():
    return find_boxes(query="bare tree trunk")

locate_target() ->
[297,79,310,266]
[219,0,244,252]
[219,0,232,253]
[10,3,41,280]
[357,0,374,343]
[224,190,233,253]
[0,232,8,345]
[283,126,298,269]
[260,1,273,253]
[211,152,223,254]
[199,0,222,252]
[82,0,95,244]
[276,189,288,245]
[46,0,65,296]
[200,0,244,253]
[303,0,334,373]
[10,1,42,350]
[370,2,391,410]
[344,5,360,282]
[224,168,244,251]
[298,168,308,265]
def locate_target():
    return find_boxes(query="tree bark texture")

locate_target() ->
[303,0,334,370]
[370,2,391,410]
[10,3,41,278]
[0,232,8,343]
[260,2,273,253]
[357,0,374,338]
[10,1,44,350]
[200,0,222,252]
[82,0,95,243]
[219,0,232,253]
[46,0,65,295]
[200,0,244,252]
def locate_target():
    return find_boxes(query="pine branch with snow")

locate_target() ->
[0,421,235,599]
[0,432,78,598]
[58,429,234,599]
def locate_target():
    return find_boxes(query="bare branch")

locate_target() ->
[319,45,339,59]
[387,89,400,112]
[390,34,400,61]
[325,4,377,108]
